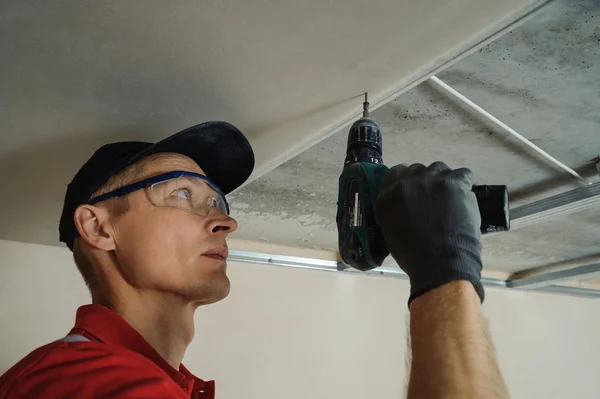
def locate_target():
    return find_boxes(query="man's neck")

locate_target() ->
[97,292,196,369]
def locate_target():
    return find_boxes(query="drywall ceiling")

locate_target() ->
[0,0,548,246]
[232,0,600,274]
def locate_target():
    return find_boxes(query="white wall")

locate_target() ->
[1,239,599,398]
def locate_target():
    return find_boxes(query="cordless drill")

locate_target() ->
[336,94,510,271]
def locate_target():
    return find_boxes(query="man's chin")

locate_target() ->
[190,274,230,306]
[209,276,231,303]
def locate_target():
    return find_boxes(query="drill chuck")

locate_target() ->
[344,118,383,166]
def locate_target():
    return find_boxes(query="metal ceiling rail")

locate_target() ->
[507,262,600,289]
[428,76,591,185]
[510,181,600,229]
[229,249,600,299]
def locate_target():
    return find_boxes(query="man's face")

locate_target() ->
[108,154,238,305]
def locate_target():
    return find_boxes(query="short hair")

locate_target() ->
[72,153,174,291]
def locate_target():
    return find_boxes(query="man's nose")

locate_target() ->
[207,214,238,235]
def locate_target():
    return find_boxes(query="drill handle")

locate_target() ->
[472,185,510,234]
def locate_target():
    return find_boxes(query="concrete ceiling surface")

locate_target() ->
[0,0,544,246]
[232,0,600,274]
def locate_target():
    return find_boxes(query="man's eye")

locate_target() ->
[174,188,192,201]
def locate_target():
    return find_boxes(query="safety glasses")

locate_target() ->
[88,170,230,216]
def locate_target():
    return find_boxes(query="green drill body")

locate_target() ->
[336,95,390,271]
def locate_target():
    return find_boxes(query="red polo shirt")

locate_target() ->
[0,305,215,399]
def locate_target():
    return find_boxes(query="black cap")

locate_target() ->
[59,121,255,250]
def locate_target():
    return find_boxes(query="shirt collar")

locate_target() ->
[69,304,205,389]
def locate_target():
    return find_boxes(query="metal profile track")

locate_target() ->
[507,262,600,289]
[229,250,600,298]
[510,181,600,229]
[429,76,590,184]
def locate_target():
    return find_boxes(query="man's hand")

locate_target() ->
[375,161,484,304]
[376,161,509,398]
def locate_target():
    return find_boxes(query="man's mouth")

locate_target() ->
[202,247,228,261]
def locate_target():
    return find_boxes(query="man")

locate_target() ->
[0,122,508,398]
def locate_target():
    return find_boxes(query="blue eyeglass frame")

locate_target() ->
[88,170,230,215]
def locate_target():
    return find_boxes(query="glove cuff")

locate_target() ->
[408,275,485,306]
[406,238,485,305]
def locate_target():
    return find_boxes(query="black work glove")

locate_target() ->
[375,161,484,305]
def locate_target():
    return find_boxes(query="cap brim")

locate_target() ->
[130,121,255,194]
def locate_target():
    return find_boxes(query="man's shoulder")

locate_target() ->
[1,338,164,377]
[0,339,178,399]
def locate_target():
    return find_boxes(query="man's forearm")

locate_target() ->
[407,281,509,399]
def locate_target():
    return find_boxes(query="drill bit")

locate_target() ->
[362,92,370,118]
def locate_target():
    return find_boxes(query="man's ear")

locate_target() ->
[73,204,116,251]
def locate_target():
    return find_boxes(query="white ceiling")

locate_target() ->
[0,0,547,246]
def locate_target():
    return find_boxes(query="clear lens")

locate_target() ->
[149,175,229,216]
